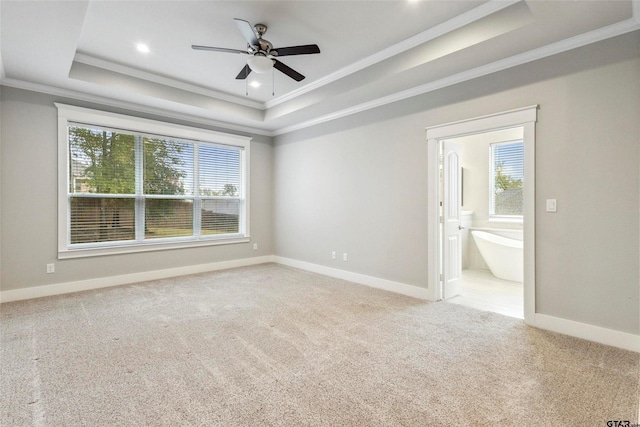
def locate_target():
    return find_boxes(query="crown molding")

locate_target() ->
[0,78,275,137]
[272,16,640,136]
[73,53,265,110]
[3,6,638,139]
[66,0,522,113]
[265,0,522,110]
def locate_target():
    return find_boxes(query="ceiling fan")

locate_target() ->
[192,18,320,82]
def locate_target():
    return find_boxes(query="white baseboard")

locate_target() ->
[531,313,640,353]
[0,256,275,303]
[3,255,637,354]
[274,258,640,353]
[273,256,432,301]
[273,258,639,353]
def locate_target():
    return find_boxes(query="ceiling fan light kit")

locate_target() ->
[192,18,320,95]
[247,55,273,73]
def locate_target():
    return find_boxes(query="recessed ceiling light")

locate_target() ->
[136,43,150,53]
[249,81,261,88]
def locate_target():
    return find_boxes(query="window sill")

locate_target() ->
[488,216,523,225]
[58,236,250,259]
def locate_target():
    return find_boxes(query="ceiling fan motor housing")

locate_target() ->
[258,39,273,55]
[252,24,275,56]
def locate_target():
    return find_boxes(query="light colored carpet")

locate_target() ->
[1,263,638,426]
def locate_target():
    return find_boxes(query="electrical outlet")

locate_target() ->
[253,243,258,250]
[343,253,348,262]
[331,251,336,260]
[46,263,55,274]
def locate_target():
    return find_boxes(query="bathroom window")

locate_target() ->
[489,140,523,219]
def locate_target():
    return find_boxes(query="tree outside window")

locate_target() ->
[490,141,523,217]
[68,125,242,245]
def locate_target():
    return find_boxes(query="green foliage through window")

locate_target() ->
[67,124,244,246]
[490,141,523,217]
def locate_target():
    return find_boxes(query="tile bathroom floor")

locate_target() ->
[446,269,524,319]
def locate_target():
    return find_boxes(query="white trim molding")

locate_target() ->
[265,0,521,109]
[0,255,430,304]
[425,106,538,321]
[3,6,638,137]
[274,257,639,353]
[272,16,639,136]
[0,78,274,137]
[1,253,637,353]
[0,256,275,303]
[532,313,640,353]
[56,103,252,259]
[74,53,265,110]
[274,256,432,301]
[426,106,538,139]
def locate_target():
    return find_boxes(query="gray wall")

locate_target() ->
[1,32,638,336]
[273,32,640,334]
[0,87,273,291]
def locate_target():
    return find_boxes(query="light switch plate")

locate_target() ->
[546,199,557,212]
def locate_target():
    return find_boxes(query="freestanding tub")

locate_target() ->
[471,230,523,283]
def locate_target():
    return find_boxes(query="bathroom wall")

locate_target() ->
[457,127,524,229]
[454,128,523,270]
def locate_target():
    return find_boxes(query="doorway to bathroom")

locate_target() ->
[444,129,525,318]
[425,106,537,323]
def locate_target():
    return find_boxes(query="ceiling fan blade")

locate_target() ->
[235,64,252,80]
[273,59,305,82]
[273,44,320,57]
[234,18,259,47]
[192,45,248,55]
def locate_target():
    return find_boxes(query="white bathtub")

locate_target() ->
[471,230,523,283]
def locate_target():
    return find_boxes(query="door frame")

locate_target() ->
[425,105,537,323]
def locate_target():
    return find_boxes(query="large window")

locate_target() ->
[58,104,250,258]
[489,140,523,219]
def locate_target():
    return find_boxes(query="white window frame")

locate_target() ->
[488,139,524,223]
[56,103,251,259]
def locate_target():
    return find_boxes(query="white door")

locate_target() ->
[442,141,462,300]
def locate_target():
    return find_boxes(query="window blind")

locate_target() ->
[489,141,524,217]
[199,144,242,235]
[66,123,246,249]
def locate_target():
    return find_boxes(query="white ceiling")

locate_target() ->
[1,1,639,135]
